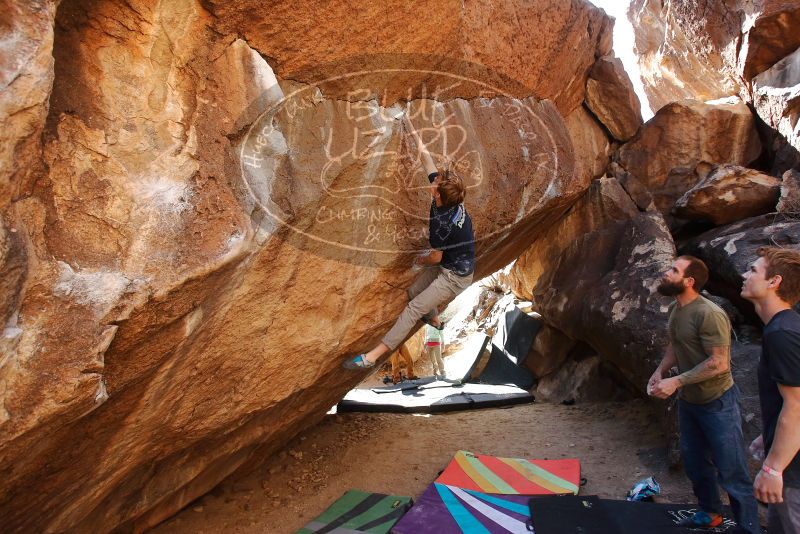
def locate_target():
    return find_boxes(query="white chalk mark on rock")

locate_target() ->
[53,262,131,312]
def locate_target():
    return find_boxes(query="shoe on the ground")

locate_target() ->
[342,354,374,370]
[676,511,723,529]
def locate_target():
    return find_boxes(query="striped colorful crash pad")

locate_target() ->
[435,450,580,495]
[296,490,412,534]
[391,483,532,534]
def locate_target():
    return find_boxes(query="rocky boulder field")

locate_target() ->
[507,0,799,416]
[1,0,798,532]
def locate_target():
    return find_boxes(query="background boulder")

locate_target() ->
[628,0,800,110]
[778,169,800,216]
[628,0,800,174]
[682,214,800,315]
[510,177,676,391]
[585,55,643,142]
[673,164,781,225]
[523,323,576,379]
[586,56,642,142]
[565,105,613,185]
[534,353,636,404]
[616,99,762,217]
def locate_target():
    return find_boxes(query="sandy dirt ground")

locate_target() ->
[153,400,700,533]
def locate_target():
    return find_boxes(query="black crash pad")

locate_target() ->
[474,344,535,390]
[493,307,542,365]
[527,495,737,534]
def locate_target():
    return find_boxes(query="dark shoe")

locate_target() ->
[342,354,375,370]
[676,511,723,529]
[421,316,445,330]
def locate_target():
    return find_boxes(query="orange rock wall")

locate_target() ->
[0,0,616,531]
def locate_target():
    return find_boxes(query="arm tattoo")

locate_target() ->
[676,349,728,386]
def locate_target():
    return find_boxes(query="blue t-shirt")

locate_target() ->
[428,172,475,276]
[759,308,800,488]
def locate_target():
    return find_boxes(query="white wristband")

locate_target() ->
[762,464,783,477]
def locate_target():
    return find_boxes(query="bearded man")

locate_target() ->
[648,255,759,534]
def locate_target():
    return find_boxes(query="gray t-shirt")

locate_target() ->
[667,295,734,404]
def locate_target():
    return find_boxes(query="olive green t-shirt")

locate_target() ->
[667,295,734,404]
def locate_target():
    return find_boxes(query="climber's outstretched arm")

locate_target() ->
[404,117,438,176]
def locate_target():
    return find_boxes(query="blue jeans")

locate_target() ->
[678,386,760,534]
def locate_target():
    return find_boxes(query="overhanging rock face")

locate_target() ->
[0,0,613,531]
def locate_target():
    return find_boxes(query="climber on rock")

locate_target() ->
[343,116,475,370]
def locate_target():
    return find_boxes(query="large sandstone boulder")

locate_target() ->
[0,0,57,331]
[616,99,762,217]
[509,177,676,390]
[609,161,657,212]
[753,46,800,167]
[523,323,575,379]
[629,0,800,111]
[682,214,800,315]
[628,1,800,174]
[534,353,636,404]
[204,0,613,116]
[778,168,800,216]
[585,55,643,142]
[738,2,800,81]
[564,105,612,185]
[628,0,742,109]
[673,164,781,225]
[0,1,615,532]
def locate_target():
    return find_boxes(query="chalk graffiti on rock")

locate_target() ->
[236,57,562,263]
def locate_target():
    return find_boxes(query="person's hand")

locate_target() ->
[749,435,765,461]
[646,371,662,396]
[413,252,429,266]
[650,376,680,399]
[754,468,784,503]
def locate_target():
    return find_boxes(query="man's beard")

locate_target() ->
[657,280,685,296]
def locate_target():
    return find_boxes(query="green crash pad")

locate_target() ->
[296,490,412,533]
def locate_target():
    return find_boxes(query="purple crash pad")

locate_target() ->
[391,483,532,534]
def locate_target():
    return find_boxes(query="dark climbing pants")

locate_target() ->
[678,385,759,534]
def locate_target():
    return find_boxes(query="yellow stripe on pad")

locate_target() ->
[499,458,579,495]
[454,452,516,494]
